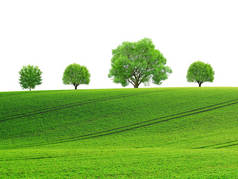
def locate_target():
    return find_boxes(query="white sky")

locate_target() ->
[0,0,238,91]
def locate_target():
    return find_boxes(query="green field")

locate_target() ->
[1,87,238,178]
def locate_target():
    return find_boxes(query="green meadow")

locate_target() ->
[1,87,238,178]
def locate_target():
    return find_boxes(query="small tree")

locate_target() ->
[63,63,90,90]
[108,38,172,88]
[19,65,42,91]
[186,61,214,87]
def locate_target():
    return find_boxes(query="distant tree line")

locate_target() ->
[18,38,215,91]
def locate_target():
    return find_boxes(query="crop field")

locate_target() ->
[1,87,238,178]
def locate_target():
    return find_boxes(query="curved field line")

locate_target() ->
[58,98,238,140]
[50,100,238,143]
[0,91,159,123]
[13,98,238,148]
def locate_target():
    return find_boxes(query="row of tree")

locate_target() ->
[18,38,215,91]
[19,64,90,91]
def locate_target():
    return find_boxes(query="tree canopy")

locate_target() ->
[108,38,172,88]
[186,61,214,87]
[19,65,42,91]
[63,63,90,90]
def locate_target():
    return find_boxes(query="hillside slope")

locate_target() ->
[1,88,238,178]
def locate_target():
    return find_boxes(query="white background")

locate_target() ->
[0,0,238,91]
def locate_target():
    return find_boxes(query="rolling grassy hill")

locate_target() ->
[1,87,238,178]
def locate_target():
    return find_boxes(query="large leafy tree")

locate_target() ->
[108,38,172,88]
[63,63,90,90]
[19,65,42,91]
[186,61,214,87]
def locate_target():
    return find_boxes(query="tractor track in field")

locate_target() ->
[215,143,238,148]
[13,97,238,148]
[0,155,63,162]
[0,91,159,123]
[194,140,238,149]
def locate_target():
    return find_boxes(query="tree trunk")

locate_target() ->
[133,83,139,88]
[198,82,202,87]
[128,78,140,88]
[74,85,78,90]
[29,88,31,91]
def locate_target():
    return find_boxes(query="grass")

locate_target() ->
[1,87,238,178]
